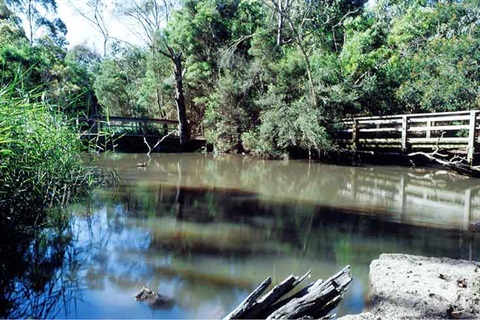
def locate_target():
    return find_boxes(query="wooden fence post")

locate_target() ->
[352,119,359,151]
[142,119,147,136]
[401,115,409,153]
[426,120,431,139]
[467,111,477,165]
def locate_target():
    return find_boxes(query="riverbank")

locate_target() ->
[341,254,480,319]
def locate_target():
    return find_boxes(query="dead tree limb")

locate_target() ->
[223,277,272,320]
[224,266,352,319]
[143,130,178,156]
[408,131,480,177]
[408,151,480,177]
[267,266,352,319]
[243,271,311,319]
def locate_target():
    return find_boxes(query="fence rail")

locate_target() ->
[334,110,480,164]
[77,116,179,138]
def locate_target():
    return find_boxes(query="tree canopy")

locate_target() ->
[2,0,479,157]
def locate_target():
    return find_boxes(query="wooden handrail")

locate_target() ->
[78,116,179,125]
[344,110,480,121]
[335,110,480,165]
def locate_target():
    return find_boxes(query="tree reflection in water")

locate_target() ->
[0,222,82,319]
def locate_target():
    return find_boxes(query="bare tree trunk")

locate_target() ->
[276,0,283,46]
[270,0,316,107]
[285,16,316,108]
[170,50,190,147]
[28,0,34,45]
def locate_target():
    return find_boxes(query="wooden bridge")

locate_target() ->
[78,111,480,162]
[76,116,205,152]
[333,110,480,165]
[77,116,179,138]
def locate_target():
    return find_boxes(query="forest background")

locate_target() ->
[1,0,479,159]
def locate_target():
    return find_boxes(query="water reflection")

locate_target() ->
[0,224,82,319]
[102,153,480,230]
[2,153,480,318]
[64,179,479,318]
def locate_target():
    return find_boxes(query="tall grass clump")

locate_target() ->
[0,80,94,228]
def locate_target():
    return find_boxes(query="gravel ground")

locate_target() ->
[340,254,480,319]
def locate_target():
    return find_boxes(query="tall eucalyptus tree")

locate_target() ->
[4,0,66,45]
[115,0,191,146]
[67,0,111,56]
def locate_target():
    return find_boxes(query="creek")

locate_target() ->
[2,153,479,318]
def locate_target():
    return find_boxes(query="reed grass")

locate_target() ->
[0,79,94,228]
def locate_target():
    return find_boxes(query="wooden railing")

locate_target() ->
[77,116,179,138]
[334,110,480,164]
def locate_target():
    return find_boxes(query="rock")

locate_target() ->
[340,254,480,319]
[135,286,174,309]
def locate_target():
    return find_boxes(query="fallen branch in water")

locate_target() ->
[408,132,480,177]
[408,151,480,177]
[143,130,178,156]
[223,266,352,319]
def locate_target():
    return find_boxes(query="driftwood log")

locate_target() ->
[224,266,352,320]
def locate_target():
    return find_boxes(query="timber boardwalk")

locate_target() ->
[77,116,205,152]
[78,110,480,162]
[334,110,480,165]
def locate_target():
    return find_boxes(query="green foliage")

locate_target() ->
[339,0,480,115]
[204,55,262,152]
[0,79,94,226]
[93,45,149,117]
[0,25,98,117]
[64,0,479,158]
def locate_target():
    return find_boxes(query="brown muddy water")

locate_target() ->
[2,153,480,318]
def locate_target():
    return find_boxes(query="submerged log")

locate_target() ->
[224,266,352,319]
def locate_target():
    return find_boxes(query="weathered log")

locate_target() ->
[242,271,311,319]
[223,277,272,320]
[225,266,352,320]
[262,279,323,316]
[266,266,352,319]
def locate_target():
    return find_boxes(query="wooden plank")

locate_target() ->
[409,115,470,123]
[107,116,179,125]
[408,124,470,132]
[409,137,468,144]
[113,133,179,138]
[351,110,472,121]
[340,125,468,134]
[358,127,401,133]
[357,119,402,125]
[352,119,359,151]
[426,120,432,139]
[357,138,401,143]
[410,145,468,149]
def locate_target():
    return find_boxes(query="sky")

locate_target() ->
[56,0,143,53]
[56,0,377,54]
